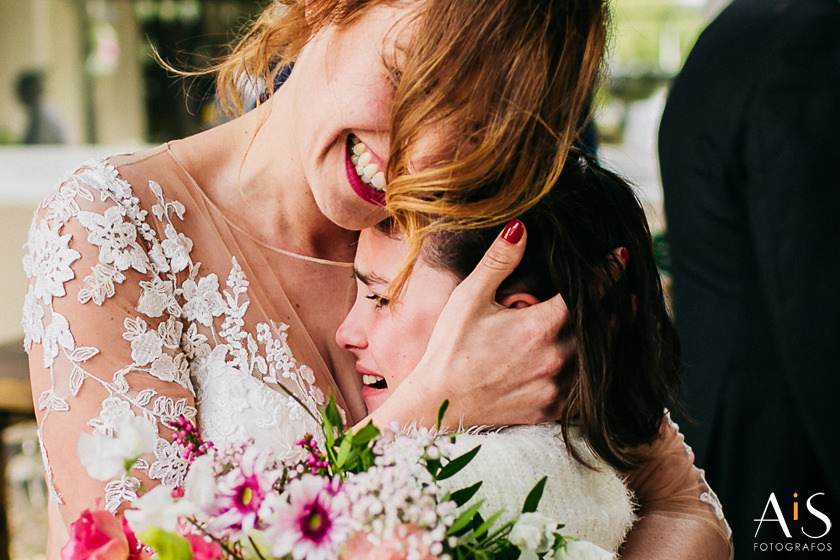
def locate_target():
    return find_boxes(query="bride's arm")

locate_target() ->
[25,172,196,557]
[621,415,733,560]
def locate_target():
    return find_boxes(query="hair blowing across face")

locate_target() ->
[386,0,610,293]
[423,151,682,472]
[212,0,609,291]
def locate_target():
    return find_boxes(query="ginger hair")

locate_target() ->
[209,0,610,292]
[385,0,610,293]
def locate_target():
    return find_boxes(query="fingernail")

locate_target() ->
[501,219,524,244]
[619,247,630,265]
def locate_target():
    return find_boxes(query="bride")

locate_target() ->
[23,1,729,558]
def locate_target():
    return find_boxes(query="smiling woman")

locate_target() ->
[23,1,729,559]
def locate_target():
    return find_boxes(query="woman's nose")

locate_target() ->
[335,307,367,351]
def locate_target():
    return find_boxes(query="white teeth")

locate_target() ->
[363,163,379,177]
[371,172,386,190]
[350,138,387,193]
[362,374,381,386]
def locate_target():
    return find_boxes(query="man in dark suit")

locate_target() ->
[659,0,840,557]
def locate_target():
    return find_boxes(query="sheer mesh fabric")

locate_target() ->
[23,145,361,549]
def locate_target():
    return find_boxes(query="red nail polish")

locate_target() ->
[619,247,630,265]
[501,219,524,244]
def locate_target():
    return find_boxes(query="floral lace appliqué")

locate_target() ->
[22,159,328,512]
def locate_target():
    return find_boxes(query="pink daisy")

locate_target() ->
[204,446,278,538]
[265,475,352,560]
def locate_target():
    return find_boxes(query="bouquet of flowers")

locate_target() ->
[63,400,613,560]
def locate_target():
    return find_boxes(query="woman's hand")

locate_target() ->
[366,220,575,431]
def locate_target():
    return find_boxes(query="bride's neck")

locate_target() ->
[171,103,357,262]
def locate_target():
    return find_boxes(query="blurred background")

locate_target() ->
[0,0,726,558]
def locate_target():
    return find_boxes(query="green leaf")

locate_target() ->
[322,397,345,437]
[436,399,450,430]
[425,458,441,478]
[437,445,481,480]
[353,422,380,445]
[471,509,504,541]
[522,476,548,513]
[139,527,192,560]
[336,436,353,469]
[447,499,485,536]
[447,481,483,507]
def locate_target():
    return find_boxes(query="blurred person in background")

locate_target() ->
[15,70,68,145]
[659,0,840,557]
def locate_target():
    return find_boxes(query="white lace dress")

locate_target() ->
[22,145,361,515]
[23,144,733,557]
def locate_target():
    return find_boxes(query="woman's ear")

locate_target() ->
[497,292,541,309]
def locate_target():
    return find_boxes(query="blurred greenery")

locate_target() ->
[596,0,710,143]
[609,0,708,77]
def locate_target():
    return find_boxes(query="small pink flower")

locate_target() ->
[265,475,352,560]
[186,534,225,560]
[61,509,133,560]
[205,446,278,537]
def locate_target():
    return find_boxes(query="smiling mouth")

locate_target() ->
[350,136,386,191]
[345,135,387,206]
[361,374,388,390]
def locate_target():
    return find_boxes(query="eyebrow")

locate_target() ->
[353,266,392,288]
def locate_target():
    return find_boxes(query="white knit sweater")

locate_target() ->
[440,424,635,553]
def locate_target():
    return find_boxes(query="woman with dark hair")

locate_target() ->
[338,151,718,555]
[23,1,727,557]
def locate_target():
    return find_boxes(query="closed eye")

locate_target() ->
[365,293,390,309]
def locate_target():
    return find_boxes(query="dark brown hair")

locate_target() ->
[422,150,682,471]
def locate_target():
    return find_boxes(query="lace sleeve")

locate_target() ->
[624,413,733,558]
[22,162,197,531]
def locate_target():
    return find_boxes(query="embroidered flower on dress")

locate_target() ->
[161,223,192,273]
[182,274,225,327]
[24,158,333,517]
[181,323,211,361]
[150,353,190,388]
[89,397,134,436]
[138,276,179,318]
[126,322,164,367]
[78,263,126,305]
[23,220,81,303]
[21,291,45,350]
[77,206,149,273]
[42,312,75,369]
[149,437,191,489]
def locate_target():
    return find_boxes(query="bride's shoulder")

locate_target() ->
[38,144,169,205]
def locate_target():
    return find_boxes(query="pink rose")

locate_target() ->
[343,527,436,560]
[122,517,148,560]
[186,534,225,560]
[61,510,130,560]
